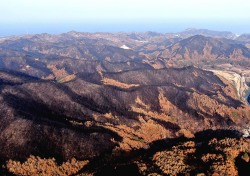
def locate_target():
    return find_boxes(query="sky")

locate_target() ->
[1,0,250,36]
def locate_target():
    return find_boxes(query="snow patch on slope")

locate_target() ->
[120,45,131,50]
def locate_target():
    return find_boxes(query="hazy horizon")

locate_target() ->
[1,0,250,36]
[1,20,250,37]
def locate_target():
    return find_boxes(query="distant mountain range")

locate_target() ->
[175,28,237,39]
[159,35,250,61]
[0,28,250,76]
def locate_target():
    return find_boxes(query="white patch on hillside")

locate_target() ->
[135,40,148,43]
[120,45,131,50]
[242,126,250,138]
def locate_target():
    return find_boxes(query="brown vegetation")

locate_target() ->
[57,74,76,83]
[1,31,250,175]
[3,135,249,175]
[142,137,250,175]
[47,64,69,79]
[102,77,140,89]
[6,155,88,176]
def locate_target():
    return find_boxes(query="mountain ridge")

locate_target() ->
[0,29,250,175]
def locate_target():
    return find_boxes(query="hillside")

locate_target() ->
[236,34,250,43]
[0,67,250,174]
[159,35,250,60]
[1,32,250,76]
[0,31,250,175]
